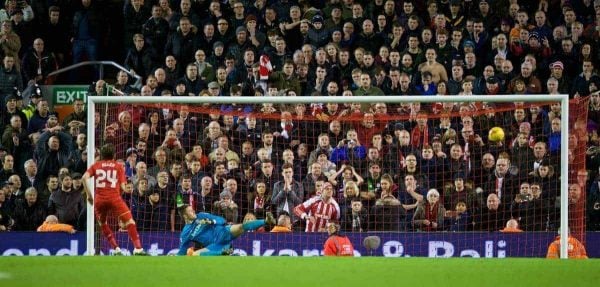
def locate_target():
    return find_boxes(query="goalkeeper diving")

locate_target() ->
[177,204,276,256]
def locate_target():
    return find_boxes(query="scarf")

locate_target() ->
[424,202,439,231]
[411,125,428,148]
[259,54,272,80]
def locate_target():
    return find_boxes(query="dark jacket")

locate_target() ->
[306,28,330,48]
[21,48,58,83]
[62,110,86,128]
[0,107,27,136]
[12,198,47,231]
[71,4,104,40]
[371,202,406,231]
[40,20,70,56]
[27,110,50,134]
[165,27,198,69]
[1,124,30,159]
[178,75,206,96]
[48,189,84,227]
[124,46,156,79]
[474,207,508,231]
[271,180,304,222]
[142,17,170,59]
[0,66,23,96]
[123,4,151,46]
[355,32,386,55]
[35,131,73,183]
[510,197,548,231]
[133,198,170,231]
[571,73,600,97]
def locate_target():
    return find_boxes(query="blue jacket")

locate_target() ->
[330,146,366,165]
[449,211,472,232]
[27,110,51,134]
[548,132,561,155]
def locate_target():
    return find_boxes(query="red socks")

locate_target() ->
[102,223,142,250]
[126,223,142,249]
[101,224,118,249]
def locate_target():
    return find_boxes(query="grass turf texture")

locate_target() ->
[1,257,598,287]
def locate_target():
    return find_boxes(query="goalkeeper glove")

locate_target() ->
[197,219,216,225]
[221,247,234,256]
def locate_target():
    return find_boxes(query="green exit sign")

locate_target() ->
[52,86,89,105]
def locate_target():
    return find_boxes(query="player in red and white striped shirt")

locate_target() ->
[294,182,340,232]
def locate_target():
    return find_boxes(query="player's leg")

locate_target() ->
[192,244,231,256]
[98,220,119,249]
[114,199,145,254]
[229,212,276,237]
[95,201,119,251]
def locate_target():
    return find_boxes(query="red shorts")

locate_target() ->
[95,197,132,223]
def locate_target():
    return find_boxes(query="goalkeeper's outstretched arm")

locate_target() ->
[195,212,227,225]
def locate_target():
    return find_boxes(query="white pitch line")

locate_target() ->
[0,272,12,279]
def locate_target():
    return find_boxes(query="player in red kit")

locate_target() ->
[294,182,340,232]
[82,143,147,255]
[323,221,354,256]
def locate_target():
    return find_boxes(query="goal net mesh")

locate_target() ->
[91,96,588,257]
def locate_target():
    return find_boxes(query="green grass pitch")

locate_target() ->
[0,257,598,287]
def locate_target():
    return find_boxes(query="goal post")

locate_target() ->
[86,94,572,258]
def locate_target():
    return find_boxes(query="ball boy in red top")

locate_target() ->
[82,143,147,255]
[323,221,354,256]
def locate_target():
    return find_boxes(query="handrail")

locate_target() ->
[47,61,142,89]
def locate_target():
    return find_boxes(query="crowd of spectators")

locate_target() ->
[0,0,599,235]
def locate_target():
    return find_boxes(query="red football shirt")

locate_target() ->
[86,160,126,201]
[324,235,354,256]
[294,197,340,232]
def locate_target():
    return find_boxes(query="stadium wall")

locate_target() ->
[1,232,599,257]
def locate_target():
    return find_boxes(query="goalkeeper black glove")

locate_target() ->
[197,219,216,225]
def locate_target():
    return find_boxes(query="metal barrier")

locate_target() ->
[47,60,142,90]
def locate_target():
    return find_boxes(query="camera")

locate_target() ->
[518,194,531,202]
